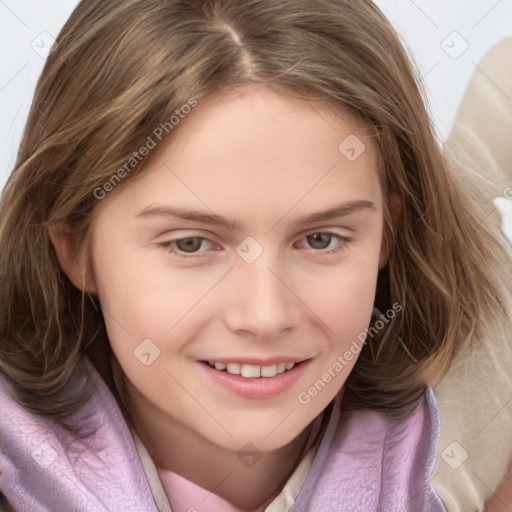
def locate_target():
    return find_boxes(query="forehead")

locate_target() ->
[97,85,383,226]
[172,84,371,159]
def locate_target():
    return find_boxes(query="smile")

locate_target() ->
[205,361,296,378]
[199,358,311,399]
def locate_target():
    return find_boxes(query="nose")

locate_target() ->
[223,256,301,340]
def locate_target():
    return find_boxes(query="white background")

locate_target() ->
[1,0,512,190]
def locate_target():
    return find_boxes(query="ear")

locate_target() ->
[48,223,98,294]
[379,194,402,269]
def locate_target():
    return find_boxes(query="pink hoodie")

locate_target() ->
[0,357,446,511]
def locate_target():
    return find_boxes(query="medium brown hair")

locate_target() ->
[1,0,511,429]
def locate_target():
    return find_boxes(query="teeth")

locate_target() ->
[226,363,240,375]
[261,364,278,377]
[208,361,297,378]
[241,364,260,378]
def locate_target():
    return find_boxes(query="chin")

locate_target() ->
[203,419,312,454]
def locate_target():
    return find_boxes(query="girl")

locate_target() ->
[1,1,511,511]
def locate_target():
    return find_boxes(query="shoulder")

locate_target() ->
[296,388,446,512]
[0,359,157,511]
[336,387,439,457]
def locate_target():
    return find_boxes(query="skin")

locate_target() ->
[50,85,395,510]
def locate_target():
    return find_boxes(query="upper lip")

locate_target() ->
[200,357,310,366]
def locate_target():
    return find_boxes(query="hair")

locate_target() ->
[1,0,511,431]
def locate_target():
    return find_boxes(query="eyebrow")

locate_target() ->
[136,199,375,231]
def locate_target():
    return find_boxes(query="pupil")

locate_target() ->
[177,238,201,252]
[308,233,330,249]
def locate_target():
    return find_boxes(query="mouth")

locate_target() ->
[202,360,298,378]
[199,358,311,399]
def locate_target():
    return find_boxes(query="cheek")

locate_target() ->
[91,240,226,376]
[301,245,381,343]
[92,240,210,331]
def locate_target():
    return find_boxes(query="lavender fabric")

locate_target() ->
[293,388,446,512]
[0,357,445,511]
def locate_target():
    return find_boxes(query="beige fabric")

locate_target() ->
[431,320,512,512]
[131,428,174,512]
[447,37,512,186]
[431,38,512,512]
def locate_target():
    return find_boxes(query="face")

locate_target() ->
[87,85,387,453]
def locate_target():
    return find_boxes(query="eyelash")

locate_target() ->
[158,231,351,259]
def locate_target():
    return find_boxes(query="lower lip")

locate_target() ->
[199,360,311,399]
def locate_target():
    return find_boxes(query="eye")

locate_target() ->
[159,237,214,258]
[159,231,351,260]
[297,231,351,254]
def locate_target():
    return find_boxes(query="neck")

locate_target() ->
[113,362,326,510]
[143,411,319,510]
